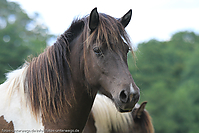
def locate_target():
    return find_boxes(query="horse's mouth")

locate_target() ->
[114,101,136,113]
[116,106,133,113]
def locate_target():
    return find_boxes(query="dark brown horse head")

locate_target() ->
[82,8,140,112]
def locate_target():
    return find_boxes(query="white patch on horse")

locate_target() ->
[130,83,135,94]
[92,94,132,133]
[0,64,44,130]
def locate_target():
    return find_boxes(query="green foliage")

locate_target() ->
[128,31,199,133]
[0,0,53,83]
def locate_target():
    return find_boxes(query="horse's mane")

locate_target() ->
[26,13,133,122]
[92,94,154,133]
[139,111,154,133]
[26,19,85,122]
[91,94,133,133]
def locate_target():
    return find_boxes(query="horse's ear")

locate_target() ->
[119,9,132,28]
[89,7,99,32]
[134,101,147,119]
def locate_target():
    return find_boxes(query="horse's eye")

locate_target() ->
[93,47,102,56]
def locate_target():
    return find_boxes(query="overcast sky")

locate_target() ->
[8,0,199,46]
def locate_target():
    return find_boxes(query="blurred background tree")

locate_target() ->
[129,31,199,133]
[1,0,199,132]
[0,0,54,83]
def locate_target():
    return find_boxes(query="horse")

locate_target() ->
[0,8,140,132]
[83,94,154,133]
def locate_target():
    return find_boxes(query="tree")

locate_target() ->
[0,0,53,83]
[128,31,199,133]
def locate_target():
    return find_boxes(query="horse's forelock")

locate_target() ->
[86,13,132,52]
[82,13,135,86]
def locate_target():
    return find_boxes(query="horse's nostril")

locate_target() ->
[130,92,140,103]
[134,93,139,99]
[119,90,129,103]
[133,93,140,101]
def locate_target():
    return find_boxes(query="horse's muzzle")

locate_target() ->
[115,86,140,112]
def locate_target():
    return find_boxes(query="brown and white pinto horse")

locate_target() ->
[0,8,140,132]
[83,94,154,133]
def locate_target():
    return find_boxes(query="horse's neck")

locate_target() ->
[43,35,97,131]
[44,84,97,132]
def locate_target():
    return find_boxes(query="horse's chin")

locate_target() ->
[114,100,137,113]
[116,105,133,113]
